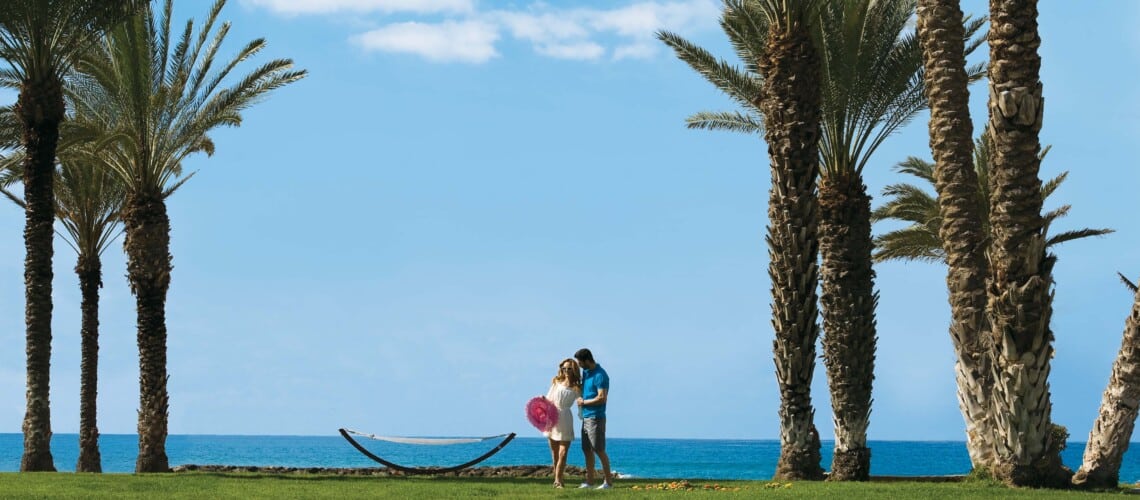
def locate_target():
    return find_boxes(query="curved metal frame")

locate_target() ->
[338,428,516,475]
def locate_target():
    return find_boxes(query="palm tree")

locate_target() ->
[872,134,1113,263]
[812,0,981,481]
[664,0,982,480]
[914,0,995,472]
[1074,274,1140,488]
[57,154,124,474]
[984,0,1071,487]
[816,1,981,481]
[660,0,826,480]
[0,0,143,471]
[0,124,126,472]
[71,0,306,472]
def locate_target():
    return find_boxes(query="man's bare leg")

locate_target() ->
[597,449,612,485]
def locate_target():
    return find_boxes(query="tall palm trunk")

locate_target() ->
[125,191,172,473]
[1072,287,1140,488]
[915,0,994,470]
[985,0,1070,487]
[818,173,876,481]
[76,255,103,473]
[17,76,63,473]
[761,21,825,482]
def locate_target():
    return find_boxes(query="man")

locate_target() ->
[574,348,612,489]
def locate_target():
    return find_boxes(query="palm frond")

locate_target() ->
[0,67,22,88]
[876,127,1109,265]
[1045,228,1114,248]
[818,2,986,178]
[0,104,19,150]
[870,182,937,225]
[160,170,196,199]
[872,224,945,263]
[685,110,764,135]
[892,156,936,183]
[1042,204,1070,224]
[0,185,24,208]
[70,0,305,195]
[1040,170,1067,199]
[746,0,827,33]
[1119,272,1138,294]
[657,30,762,112]
[962,15,987,56]
[0,0,145,83]
[719,0,770,77]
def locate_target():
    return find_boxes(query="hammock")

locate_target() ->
[338,428,516,474]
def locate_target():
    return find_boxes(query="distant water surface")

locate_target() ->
[1,434,1136,482]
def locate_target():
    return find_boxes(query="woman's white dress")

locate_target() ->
[544,383,577,442]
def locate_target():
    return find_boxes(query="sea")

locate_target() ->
[1,434,1138,482]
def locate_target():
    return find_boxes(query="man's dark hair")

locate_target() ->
[574,348,594,363]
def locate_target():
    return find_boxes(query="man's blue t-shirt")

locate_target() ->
[581,364,609,419]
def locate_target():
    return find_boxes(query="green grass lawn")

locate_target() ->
[0,473,1132,499]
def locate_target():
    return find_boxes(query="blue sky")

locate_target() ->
[1,0,1138,443]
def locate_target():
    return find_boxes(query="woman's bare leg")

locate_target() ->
[554,441,570,486]
[547,438,559,483]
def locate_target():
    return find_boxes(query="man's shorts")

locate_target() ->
[581,418,606,454]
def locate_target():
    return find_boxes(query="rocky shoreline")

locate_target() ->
[171,464,582,478]
[169,465,1008,485]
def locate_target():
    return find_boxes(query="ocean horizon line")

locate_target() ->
[2,432,1134,446]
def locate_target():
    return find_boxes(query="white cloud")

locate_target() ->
[535,42,606,61]
[254,0,721,63]
[587,1,720,39]
[247,0,474,15]
[613,42,658,60]
[496,12,590,43]
[491,1,718,60]
[352,20,499,63]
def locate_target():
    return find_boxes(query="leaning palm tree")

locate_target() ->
[0,0,143,472]
[914,0,995,472]
[1074,274,1140,488]
[660,0,826,480]
[984,0,1071,487]
[872,133,1113,263]
[0,125,127,472]
[71,0,306,472]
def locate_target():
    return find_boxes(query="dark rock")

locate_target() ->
[172,464,585,478]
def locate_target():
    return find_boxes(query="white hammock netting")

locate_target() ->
[342,428,511,446]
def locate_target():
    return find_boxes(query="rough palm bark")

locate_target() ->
[17,77,63,473]
[761,17,825,482]
[985,0,1071,487]
[76,255,103,473]
[3,0,145,474]
[915,0,994,470]
[819,173,876,481]
[68,0,303,472]
[1072,287,1140,489]
[125,191,172,473]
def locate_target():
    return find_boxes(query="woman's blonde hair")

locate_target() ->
[551,358,582,389]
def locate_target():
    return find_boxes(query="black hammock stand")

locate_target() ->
[338,428,516,475]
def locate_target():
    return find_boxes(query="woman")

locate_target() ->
[545,358,581,488]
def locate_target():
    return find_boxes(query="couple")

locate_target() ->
[544,348,612,489]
